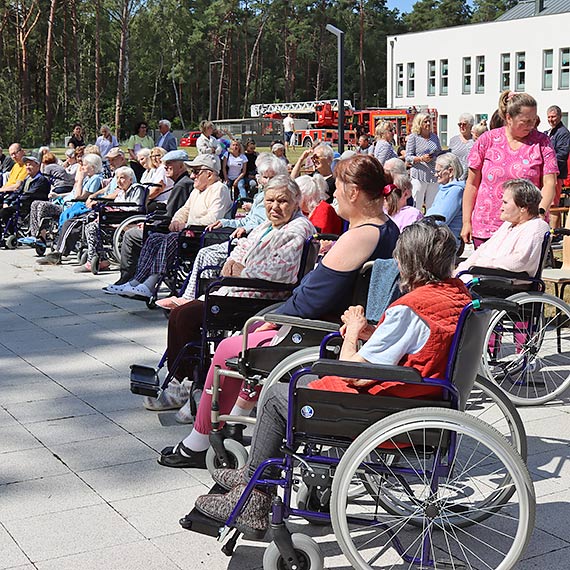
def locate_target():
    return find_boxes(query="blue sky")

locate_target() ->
[386,0,474,14]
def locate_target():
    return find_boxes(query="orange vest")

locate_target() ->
[309,278,471,399]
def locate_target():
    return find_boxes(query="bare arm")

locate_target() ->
[540,173,557,214]
[460,168,481,244]
[291,149,312,179]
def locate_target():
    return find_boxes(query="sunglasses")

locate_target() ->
[457,122,469,127]
[191,168,211,176]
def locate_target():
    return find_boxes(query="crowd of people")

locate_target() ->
[0,88,569,538]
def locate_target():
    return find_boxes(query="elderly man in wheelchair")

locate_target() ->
[181,221,535,570]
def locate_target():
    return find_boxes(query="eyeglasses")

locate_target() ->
[457,122,469,127]
[191,168,210,176]
[150,154,162,158]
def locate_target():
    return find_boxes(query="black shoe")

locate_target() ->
[222,423,246,444]
[158,442,207,469]
[36,252,62,265]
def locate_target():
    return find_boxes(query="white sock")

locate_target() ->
[181,429,210,453]
[228,403,253,418]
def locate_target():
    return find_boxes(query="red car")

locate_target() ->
[179,131,201,147]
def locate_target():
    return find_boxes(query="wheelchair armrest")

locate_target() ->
[310,359,423,383]
[474,298,520,313]
[206,277,296,292]
[465,266,532,280]
[92,197,114,202]
[263,313,340,332]
[105,202,142,208]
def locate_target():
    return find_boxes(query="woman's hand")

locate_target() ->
[460,221,472,244]
[169,219,186,232]
[206,220,223,231]
[345,378,376,389]
[340,305,369,339]
[221,259,244,277]
[255,321,279,332]
[230,227,247,239]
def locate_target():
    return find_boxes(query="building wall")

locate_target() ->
[386,12,570,146]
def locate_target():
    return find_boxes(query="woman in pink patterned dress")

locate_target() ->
[461,91,558,247]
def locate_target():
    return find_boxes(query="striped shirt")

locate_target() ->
[405,133,442,183]
[449,135,474,180]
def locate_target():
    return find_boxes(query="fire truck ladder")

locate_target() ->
[250,100,353,117]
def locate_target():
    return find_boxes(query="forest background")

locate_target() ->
[0,0,516,147]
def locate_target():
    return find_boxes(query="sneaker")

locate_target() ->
[212,466,247,491]
[36,252,62,265]
[18,236,38,246]
[174,387,201,424]
[195,483,271,533]
[143,378,191,411]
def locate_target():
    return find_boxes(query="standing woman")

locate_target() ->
[405,113,442,210]
[196,120,220,155]
[373,120,398,165]
[461,91,558,247]
[448,113,475,180]
[222,140,248,199]
[127,121,154,181]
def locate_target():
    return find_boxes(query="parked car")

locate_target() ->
[179,131,201,147]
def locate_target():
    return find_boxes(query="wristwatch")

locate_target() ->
[539,207,546,216]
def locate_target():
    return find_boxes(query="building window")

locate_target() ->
[561,48,570,90]
[407,63,415,97]
[427,60,436,96]
[500,53,511,91]
[515,52,526,91]
[440,59,449,96]
[396,63,404,98]
[562,112,569,127]
[439,115,448,148]
[476,56,485,94]
[543,49,553,90]
[462,57,471,94]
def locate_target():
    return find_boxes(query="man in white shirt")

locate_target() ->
[283,113,295,150]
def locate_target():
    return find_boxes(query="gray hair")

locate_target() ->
[547,105,562,117]
[271,143,285,153]
[159,119,172,129]
[114,166,136,182]
[383,157,407,176]
[394,221,457,292]
[100,124,111,134]
[314,142,334,162]
[137,147,151,159]
[82,153,103,174]
[296,174,328,213]
[502,178,541,217]
[264,174,302,205]
[256,152,288,177]
[458,113,475,126]
[436,153,463,180]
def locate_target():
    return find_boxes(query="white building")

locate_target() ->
[386,0,570,146]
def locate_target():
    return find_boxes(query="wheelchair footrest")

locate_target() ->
[129,364,159,397]
[179,484,228,537]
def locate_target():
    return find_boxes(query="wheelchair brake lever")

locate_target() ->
[280,445,315,472]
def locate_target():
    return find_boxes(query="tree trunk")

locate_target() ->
[94,0,102,130]
[69,0,81,105]
[359,0,365,108]
[114,0,130,138]
[62,2,69,117]
[242,17,266,118]
[45,0,57,143]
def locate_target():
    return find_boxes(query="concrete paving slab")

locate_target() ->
[0,423,42,454]
[24,412,126,447]
[0,446,71,485]
[3,395,95,424]
[3,503,143,563]
[34,541,183,570]
[77,458,199,503]
[0,525,30,569]
[0,472,103,522]
[0,381,70,406]
[50,434,157,472]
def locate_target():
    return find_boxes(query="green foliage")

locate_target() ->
[0,0,514,146]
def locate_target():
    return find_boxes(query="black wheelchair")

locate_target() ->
[180,298,535,570]
[0,193,29,249]
[464,231,570,405]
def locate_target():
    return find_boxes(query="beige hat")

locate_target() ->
[185,153,220,172]
[106,147,125,159]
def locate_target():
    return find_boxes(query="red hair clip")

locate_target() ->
[383,184,397,196]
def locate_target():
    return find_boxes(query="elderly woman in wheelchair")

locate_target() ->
[154,154,400,466]
[182,221,535,570]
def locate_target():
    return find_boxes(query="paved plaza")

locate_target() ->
[1,246,570,569]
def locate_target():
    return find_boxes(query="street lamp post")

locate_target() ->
[326,24,345,154]
[209,60,222,121]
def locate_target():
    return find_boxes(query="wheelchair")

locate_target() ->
[180,298,535,570]
[0,193,29,249]
[79,186,149,273]
[202,260,526,475]
[465,231,570,405]
[130,235,321,408]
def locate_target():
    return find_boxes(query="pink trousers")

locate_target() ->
[193,330,278,434]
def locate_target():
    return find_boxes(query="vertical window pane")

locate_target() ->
[462,57,471,95]
[476,55,485,94]
[407,63,415,97]
[427,60,435,96]
[561,48,570,90]
[439,115,448,148]
[440,59,448,96]
[515,52,525,91]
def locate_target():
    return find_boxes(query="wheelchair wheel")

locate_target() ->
[77,248,88,266]
[5,235,17,249]
[146,296,158,310]
[483,292,570,405]
[112,215,146,264]
[330,408,535,570]
[263,533,323,570]
[205,438,248,473]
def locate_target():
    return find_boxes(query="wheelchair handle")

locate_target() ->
[472,298,520,313]
[554,228,570,237]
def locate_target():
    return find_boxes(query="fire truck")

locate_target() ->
[250,100,437,149]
